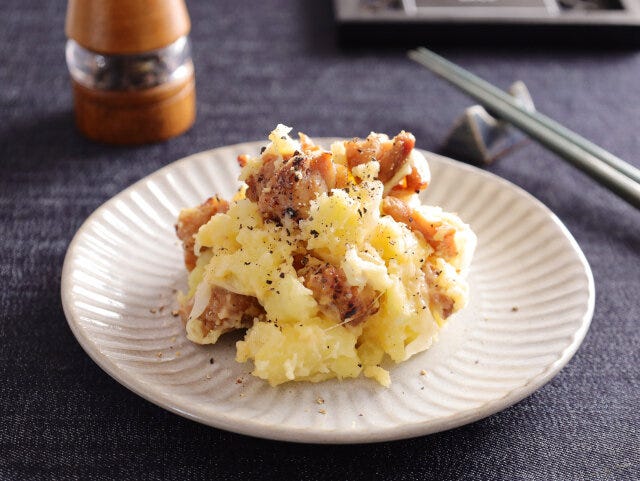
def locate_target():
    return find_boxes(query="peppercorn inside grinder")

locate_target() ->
[65,0,196,144]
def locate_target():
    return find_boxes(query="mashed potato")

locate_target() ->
[176,124,476,386]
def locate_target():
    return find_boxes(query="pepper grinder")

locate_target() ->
[65,0,196,144]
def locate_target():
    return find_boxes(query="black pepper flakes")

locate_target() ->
[344,307,358,318]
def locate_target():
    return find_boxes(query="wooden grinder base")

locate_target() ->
[72,76,195,145]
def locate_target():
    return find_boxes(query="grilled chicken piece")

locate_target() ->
[179,286,264,337]
[245,150,346,223]
[344,131,427,195]
[297,256,378,326]
[176,196,229,271]
[381,196,457,259]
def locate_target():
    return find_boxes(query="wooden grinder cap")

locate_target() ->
[66,0,195,144]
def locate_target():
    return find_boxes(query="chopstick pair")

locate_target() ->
[408,47,640,210]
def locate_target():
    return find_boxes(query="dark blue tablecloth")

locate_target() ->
[1,1,638,479]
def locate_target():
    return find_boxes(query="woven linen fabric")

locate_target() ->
[1,1,638,479]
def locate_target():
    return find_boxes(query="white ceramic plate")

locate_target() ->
[61,140,594,444]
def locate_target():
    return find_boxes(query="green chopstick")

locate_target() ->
[408,47,640,210]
